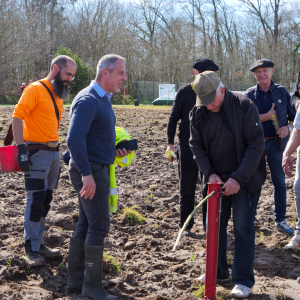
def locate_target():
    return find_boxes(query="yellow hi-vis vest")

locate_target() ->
[109,127,135,213]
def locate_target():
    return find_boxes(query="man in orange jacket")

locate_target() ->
[12,55,76,266]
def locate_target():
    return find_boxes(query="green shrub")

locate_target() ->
[0,94,19,105]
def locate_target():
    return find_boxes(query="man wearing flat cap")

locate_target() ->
[190,71,265,298]
[166,58,219,236]
[246,59,295,235]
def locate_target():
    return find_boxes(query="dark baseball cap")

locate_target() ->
[250,59,274,72]
[192,71,221,107]
[192,58,219,72]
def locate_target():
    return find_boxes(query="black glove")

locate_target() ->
[17,144,32,172]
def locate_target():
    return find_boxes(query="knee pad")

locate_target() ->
[42,190,53,218]
[29,191,47,222]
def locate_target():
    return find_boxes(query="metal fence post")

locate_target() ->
[153,82,155,102]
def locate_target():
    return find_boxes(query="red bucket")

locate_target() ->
[0,145,20,172]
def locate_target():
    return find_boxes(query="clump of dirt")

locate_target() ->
[0,106,300,299]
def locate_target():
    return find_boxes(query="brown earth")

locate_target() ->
[1,106,300,300]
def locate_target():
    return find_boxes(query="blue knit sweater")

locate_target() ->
[67,86,116,176]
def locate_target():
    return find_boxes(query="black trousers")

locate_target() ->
[177,144,207,230]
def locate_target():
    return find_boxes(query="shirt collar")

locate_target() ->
[90,80,113,102]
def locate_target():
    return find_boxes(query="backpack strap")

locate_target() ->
[39,81,60,126]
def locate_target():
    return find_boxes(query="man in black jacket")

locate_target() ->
[190,71,265,298]
[166,58,219,235]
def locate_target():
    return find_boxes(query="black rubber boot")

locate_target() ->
[82,245,117,300]
[67,238,85,293]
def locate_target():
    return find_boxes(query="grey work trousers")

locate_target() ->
[24,149,60,252]
[68,159,111,246]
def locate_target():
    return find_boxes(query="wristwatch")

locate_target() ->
[288,125,292,132]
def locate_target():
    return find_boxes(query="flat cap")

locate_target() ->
[192,71,221,107]
[192,58,219,72]
[250,59,274,72]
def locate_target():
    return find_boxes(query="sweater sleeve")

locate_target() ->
[67,96,98,176]
[167,89,183,145]
[230,103,264,186]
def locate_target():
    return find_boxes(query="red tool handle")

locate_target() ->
[204,183,222,300]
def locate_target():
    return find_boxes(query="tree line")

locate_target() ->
[0,0,300,102]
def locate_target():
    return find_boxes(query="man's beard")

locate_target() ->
[51,72,70,100]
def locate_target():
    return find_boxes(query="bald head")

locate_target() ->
[50,55,76,71]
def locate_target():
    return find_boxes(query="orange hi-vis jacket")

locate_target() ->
[13,78,63,143]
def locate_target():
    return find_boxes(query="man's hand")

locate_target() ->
[282,152,294,177]
[260,103,276,123]
[16,144,32,172]
[166,144,175,163]
[277,125,289,138]
[116,139,131,157]
[223,178,240,196]
[116,148,130,157]
[208,174,224,184]
[296,100,300,111]
[266,103,276,120]
[80,174,96,200]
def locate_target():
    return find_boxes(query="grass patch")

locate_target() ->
[149,185,156,191]
[143,193,157,202]
[104,252,121,275]
[121,206,147,225]
[192,284,205,298]
[186,253,195,261]
[259,231,265,242]
[6,260,12,267]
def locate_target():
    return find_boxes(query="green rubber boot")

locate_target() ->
[82,245,117,300]
[67,238,85,293]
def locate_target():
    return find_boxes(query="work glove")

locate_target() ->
[17,144,32,172]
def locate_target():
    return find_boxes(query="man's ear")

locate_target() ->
[221,86,225,96]
[53,64,60,75]
[102,69,109,78]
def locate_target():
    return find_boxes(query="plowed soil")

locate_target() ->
[1,106,300,300]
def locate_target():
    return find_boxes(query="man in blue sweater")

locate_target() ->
[67,54,127,300]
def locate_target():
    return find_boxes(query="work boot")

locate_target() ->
[82,245,117,300]
[67,238,85,293]
[39,244,61,258]
[25,240,45,267]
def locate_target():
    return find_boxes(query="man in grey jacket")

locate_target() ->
[189,71,265,298]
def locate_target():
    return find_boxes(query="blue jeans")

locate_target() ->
[68,159,111,246]
[217,175,258,288]
[264,139,286,222]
